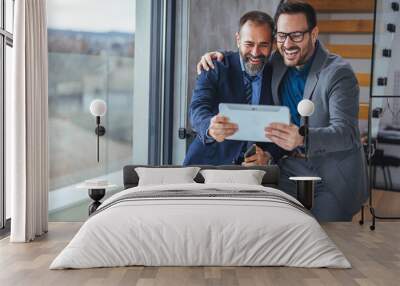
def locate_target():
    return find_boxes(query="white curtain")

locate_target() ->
[8,0,49,242]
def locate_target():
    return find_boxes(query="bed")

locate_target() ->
[50,165,350,269]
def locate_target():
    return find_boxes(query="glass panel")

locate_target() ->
[5,44,12,220]
[0,39,3,228]
[371,0,400,97]
[0,1,3,29]
[5,0,14,33]
[368,1,400,218]
[47,0,137,221]
[370,97,400,193]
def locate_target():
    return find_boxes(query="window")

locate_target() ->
[0,0,177,225]
[47,0,163,221]
[1,0,14,232]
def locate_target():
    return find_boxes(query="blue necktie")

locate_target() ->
[244,73,257,104]
[237,73,258,164]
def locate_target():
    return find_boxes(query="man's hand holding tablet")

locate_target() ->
[265,123,304,151]
[208,114,238,142]
[218,103,290,142]
[207,115,270,166]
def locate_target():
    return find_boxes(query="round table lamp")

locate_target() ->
[90,99,107,162]
[297,99,315,160]
[297,99,314,117]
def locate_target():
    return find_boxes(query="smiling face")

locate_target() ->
[276,13,318,68]
[235,21,273,76]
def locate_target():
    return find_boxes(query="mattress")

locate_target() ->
[50,183,351,269]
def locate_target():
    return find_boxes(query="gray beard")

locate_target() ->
[243,59,265,76]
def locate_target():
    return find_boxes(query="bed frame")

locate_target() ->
[123,165,280,189]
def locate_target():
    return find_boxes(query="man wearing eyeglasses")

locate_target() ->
[184,11,285,167]
[196,1,368,221]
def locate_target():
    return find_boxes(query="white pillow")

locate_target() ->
[200,169,266,185]
[135,167,200,186]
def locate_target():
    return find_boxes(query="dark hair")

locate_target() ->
[274,1,317,30]
[239,10,275,34]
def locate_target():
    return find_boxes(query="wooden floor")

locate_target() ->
[1,220,399,286]
[352,189,400,223]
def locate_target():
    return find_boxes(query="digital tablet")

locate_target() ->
[218,103,290,142]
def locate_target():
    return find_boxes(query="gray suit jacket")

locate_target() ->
[270,41,368,215]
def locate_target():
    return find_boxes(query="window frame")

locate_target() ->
[148,0,176,165]
[1,0,14,233]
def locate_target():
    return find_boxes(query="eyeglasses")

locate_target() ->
[276,30,310,43]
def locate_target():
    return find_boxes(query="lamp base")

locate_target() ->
[296,180,314,210]
[88,188,106,215]
[95,125,106,136]
[289,177,321,210]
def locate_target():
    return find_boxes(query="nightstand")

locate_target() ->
[289,176,321,210]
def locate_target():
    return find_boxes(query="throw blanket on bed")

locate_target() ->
[50,183,351,269]
[91,188,311,217]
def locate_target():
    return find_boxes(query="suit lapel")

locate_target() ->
[270,52,287,105]
[303,73,319,100]
[260,62,273,105]
[301,41,329,125]
[230,53,247,103]
[303,41,328,100]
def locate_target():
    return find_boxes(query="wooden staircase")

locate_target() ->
[325,44,372,59]
[305,0,374,119]
[318,20,373,34]
[306,0,374,13]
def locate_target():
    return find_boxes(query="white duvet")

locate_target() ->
[50,183,351,269]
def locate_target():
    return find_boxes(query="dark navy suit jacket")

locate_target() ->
[183,52,285,165]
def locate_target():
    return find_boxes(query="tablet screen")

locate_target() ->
[219,103,290,142]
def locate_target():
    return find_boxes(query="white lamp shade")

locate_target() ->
[90,99,107,117]
[297,99,315,117]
